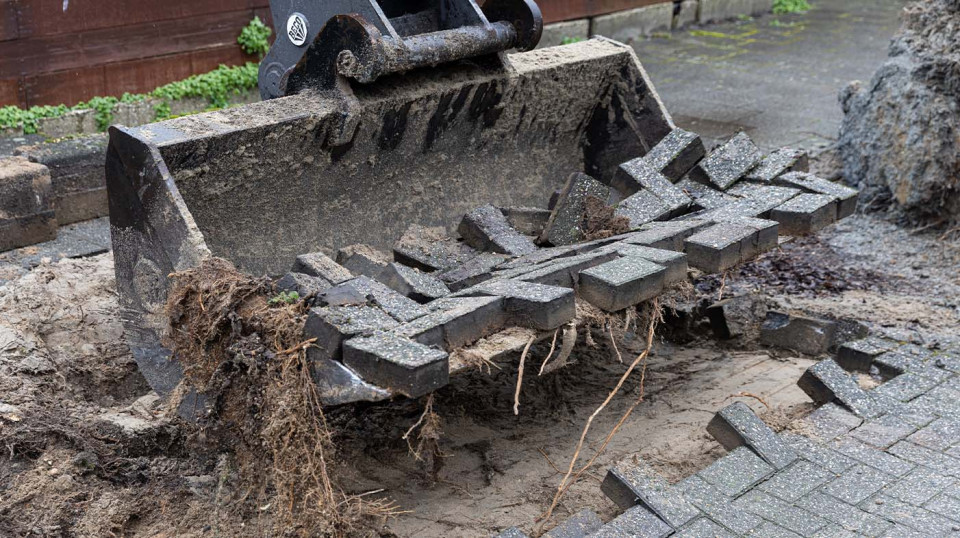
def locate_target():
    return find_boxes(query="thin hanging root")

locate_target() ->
[514,335,536,416]
[538,329,560,376]
[608,323,623,364]
[403,393,436,460]
[541,322,577,376]
[731,391,770,409]
[537,299,662,534]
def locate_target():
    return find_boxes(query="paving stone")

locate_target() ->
[872,373,943,404]
[794,491,892,537]
[275,272,333,301]
[672,518,734,538]
[745,521,803,538]
[873,351,953,382]
[304,305,399,361]
[311,357,390,406]
[775,172,860,219]
[459,205,538,256]
[689,132,763,190]
[0,157,57,252]
[543,173,611,246]
[578,257,666,312]
[758,460,836,502]
[885,467,956,506]
[611,158,692,216]
[704,294,762,340]
[798,359,883,419]
[811,524,854,538]
[727,217,779,261]
[684,223,756,273]
[643,128,706,182]
[499,206,552,237]
[708,401,798,470]
[831,438,916,477]
[770,194,838,236]
[727,183,802,212]
[379,262,451,303]
[860,495,960,535]
[761,312,838,356]
[677,476,763,535]
[745,147,809,182]
[498,245,581,270]
[545,508,603,538]
[394,296,506,351]
[823,464,894,505]
[804,403,864,442]
[342,333,448,398]
[625,220,713,251]
[880,524,931,538]
[495,527,529,538]
[677,177,740,210]
[780,432,857,473]
[848,414,918,449]
[320,276,429,323]
[461,279,575,330]
[393,224,478,272]
[437,253,508,291]
[601,460,700,528]
[614,189,674,229]
[517,251,619,288]
[888,441,960,478]
[697,446,775,497]
[695,194,791,222]
[923,492,960,523]
[605,244,688,285]
[292,252,354,284]
[591,505,672,538]
[907,418,960,451]
[733,490,829,536]
[336,244,392,280]
[837,338,896,372]
[871,392,939,429]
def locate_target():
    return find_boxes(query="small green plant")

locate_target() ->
[269,291,300,306]
[773,0,811,14]
[769,18,798,28]
[560,36,586,45]
[737,14,753,21]
[238,16,272,58]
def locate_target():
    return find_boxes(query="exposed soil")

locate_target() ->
[1,210,958,537]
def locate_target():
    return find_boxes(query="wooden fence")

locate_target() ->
[0,0,670,108]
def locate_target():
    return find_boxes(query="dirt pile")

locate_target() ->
[838,0,960,221]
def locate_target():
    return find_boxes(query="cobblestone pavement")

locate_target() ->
[519,335,960,537]
[635,0,907,152]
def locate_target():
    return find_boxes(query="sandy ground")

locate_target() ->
[2,205,956,536]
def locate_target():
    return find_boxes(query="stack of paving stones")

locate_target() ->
[278,129,859,404]
[496,336,960,537]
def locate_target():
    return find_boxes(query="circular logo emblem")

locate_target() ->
[286,13,309,47]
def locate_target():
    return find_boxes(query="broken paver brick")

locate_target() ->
[593,505,672,538]
[610,158,692,216]
[689,132,763,190]
[579,256,666,312]
[676,178,739,211]
[516,250,619,288]
[759,311,838,356]
[642,128,706,182]
[769,194,838,236]
[500,206,552,237]
[705,295,761,340]
[393,224,477,272]
[342,333,449,398]
[336,244,392,280]
[605,244,688,285]
[544,508,602,538]
[707,401,798,470]
[320,276,428,322]
[304,305,399,361]
[311,357,390,406]
[683,223,756,273]
[379,262,451,303]
[437,252,507,291]
[775,172,859,219]
[744,147,809,183]
[542,173,611,246]
[461,279,575,330]
[614,189,674,229]
[601,460,700,528]
[677,476,763,534]
[275,272,332,301]
[458,205,538,256]
[697,446,774,497]
[394,296,506,350]
[837,337,894,372]
[292,251,354,284]
[0,157,58,252]
[798,359,883,419]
